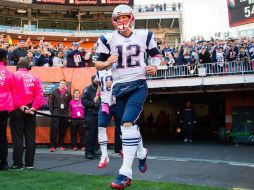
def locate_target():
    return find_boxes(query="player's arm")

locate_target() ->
[95,53,118,70]
[145,31,163,76]
[95,35,117,70]
[146,50,162,76]
[94,71,101,103]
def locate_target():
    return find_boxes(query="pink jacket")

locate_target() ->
[13,68,43,110]
[0,61,15,111]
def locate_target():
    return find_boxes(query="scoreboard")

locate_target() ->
[32,0,133,6]
[228,0,254,27]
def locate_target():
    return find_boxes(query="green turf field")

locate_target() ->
[0,170,229,190]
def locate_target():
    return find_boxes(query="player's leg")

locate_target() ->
[98,105,113,168]
[111,83,148,189]
[111,104,123,155]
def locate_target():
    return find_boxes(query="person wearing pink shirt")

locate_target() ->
[9,57,43,170]
[0,48,15,171]
[69,89,86,151]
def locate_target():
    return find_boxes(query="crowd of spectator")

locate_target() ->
[1,33,254,76]
[137,2,181,12]
[0,34,97,68]
[158,37,254,75]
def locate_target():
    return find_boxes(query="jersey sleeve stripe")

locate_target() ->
[100,36,111,52]
[146,31,153,48]
[146,47,160,57]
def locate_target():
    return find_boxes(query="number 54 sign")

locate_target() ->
[228,0,254,27]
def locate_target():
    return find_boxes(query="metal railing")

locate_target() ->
[133,3,182,13]
[0,25,113,34]
[148,61,254,79]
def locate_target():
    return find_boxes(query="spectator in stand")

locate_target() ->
[238,44,250,71]
[175,49,184,75]
[6,35,13,46]
[33,45,41,66]
[225,39,238,62]
[85,47,98,67]
[248,39,254,59]
[2,41,9,51]
[165,52,175,66]
[199,46,211,64]
[53,50,66,67]
[25,50,36,67]
[172,2,176,11]
[69,89,86,151]
[238,44,249,62]
[187,56,198,75]
[36,48,53,67]
[1,41,13,65]
[43,42,55,57]
[57,43,65,52]
[12,40,28,65]
[191,46,199,61]
[7,45,15,65]
[248,39,254,70]
[78,47,87,67]
[49,43,57,57]
[38,40,44,48]
[225,39,239,73]
[138,5,142,12]
[162,42,174,57]
[215,46,225,73]
[178,2,181,11]
[163,2,167,11]
[66,42,84,67]
[10,57,43,170]
[49,79,71,152]
[0,48,15,171]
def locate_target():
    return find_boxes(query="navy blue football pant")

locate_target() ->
[115,83,148,126]
[98,104,122,153]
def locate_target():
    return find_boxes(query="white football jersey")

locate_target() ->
[96,29,158,84]
[216,52,225,64]
[95,69,113,104]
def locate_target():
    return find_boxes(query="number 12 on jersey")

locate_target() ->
[115,45,141,68]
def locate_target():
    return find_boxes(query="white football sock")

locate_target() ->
[119,125,140,179]
[136,127,147,159]
[98,127,108,162]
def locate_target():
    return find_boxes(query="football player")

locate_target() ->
[95,4,161,189]
[95,68,122,169]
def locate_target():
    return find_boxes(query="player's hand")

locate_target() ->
[146,65,157,76]
[106,55,118,67]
